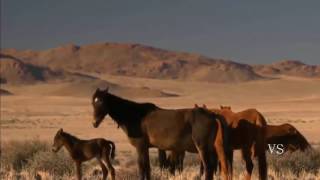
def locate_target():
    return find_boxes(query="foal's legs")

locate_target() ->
[75,161,82,180]
[241,148,253,180]
[97,159,108,180]
[103,157,115,180]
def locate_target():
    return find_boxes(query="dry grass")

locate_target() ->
[1,140,320,180]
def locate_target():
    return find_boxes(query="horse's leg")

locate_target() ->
[229,150,234,179]
[177,151,185,173]
[256,127,268,180]
[168,152,176,175]
[214,140,229,180]
[200,161,204,177]
[241,148,253,180]
[97,159,108,180]
[196,146,214,180]
[75,161,82,180]
[136,145,150,180]
[158,149,167,169]
[104,156,115,180]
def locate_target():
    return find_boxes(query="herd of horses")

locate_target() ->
[53,87,311,180]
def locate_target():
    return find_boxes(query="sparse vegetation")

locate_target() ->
[1,140,320,179]
[268,148,320,176]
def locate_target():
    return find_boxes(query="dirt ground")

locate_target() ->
[1,75,320,153]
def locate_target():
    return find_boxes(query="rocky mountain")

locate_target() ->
[0,54,97,84]
[1,43,264,83]
[253,60,320,78]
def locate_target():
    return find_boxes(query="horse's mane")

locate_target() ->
[61,131,80,145]
[104,92,159,125]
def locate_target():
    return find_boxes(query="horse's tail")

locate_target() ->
[257,113,268,180]
[108,141,116,160]
[219,115,233,177]
[258,150,267,180]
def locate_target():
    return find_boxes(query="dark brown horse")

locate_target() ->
[162,104,232,180]
[52,128,116,180]
[91,88,224,180]
[266,123,311,152]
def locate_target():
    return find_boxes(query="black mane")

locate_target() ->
[103,92,159,137]
[61,131,80,146]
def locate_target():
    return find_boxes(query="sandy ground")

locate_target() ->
[1,75,320,153]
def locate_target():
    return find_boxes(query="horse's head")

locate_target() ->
[282,124,312,151]
[92,88,109,128]
[285,134,312,152]
[52,128,64,152]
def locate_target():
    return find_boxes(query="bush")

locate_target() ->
[26,150,74,176]
[268,148,320,176]
[0,139,74,178]
[1,139,48,171]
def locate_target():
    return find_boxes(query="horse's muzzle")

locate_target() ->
[92,122,98,128]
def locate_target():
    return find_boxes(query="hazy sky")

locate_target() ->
[2,0,319,64]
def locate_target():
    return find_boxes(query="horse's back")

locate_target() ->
[142,108,197,152]
[237,108,267,127]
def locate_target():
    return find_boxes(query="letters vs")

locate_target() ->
[268,144,285,155]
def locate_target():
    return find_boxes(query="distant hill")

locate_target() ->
[253,60,320,78]
[0,89,13,96]
[0,54,178,98]
[0,54,96,84]
[1,43,264,83]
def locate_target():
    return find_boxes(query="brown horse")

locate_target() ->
[91,88,225,180]
[159,104,233,180]
[266,123,311,152]
[210,106,268,180]
[52,128,116,180]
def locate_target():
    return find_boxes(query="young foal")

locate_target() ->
[52,129,116,180]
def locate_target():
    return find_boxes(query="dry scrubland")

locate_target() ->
[1,74,320,179]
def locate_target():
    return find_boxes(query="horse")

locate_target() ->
[162,105,267,180]
[266,123,311,152]
[91,88,226,180]
[160,104,232,180]
[52,128,116,180]
[208,106,268,180]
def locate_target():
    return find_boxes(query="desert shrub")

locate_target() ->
[268,148,320,176]
[26,150,74,177]
[0,139,48,171]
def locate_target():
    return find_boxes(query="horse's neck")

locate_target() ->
[62,134,79,153]
[105,93,155,125]
[220,110,236,124]
[266,125,288,138]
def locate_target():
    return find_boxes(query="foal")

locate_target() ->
[52,128,116,180]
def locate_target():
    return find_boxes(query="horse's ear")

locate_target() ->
[194,104,199,108]
[58,128,63,134]
[202,104,207,109]
[227,106,231,110]
[220,105,223,109]
[104,87,109,93]
[95,88,100,93]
